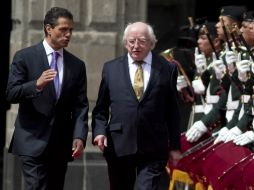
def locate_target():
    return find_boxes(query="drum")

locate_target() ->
[184,142,221,185]
[167,133,212,190]
[216,153,253,190]
[175,133,212,171]
[202,141,252,190]
[167,132,211,174]
[242,154,254,189]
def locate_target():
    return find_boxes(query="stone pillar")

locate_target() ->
[4,0,147,190]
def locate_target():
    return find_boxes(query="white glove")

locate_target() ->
[251,62,254,74]
[213,127,229,144]
[192,79,205,94]
[176,75,187,91]
[237,60,250,73]
[213,59,226,80]
[237,60,250,82]
[224,126,242,143]
[186,121,208,143]
[233,131,254,146]
[226,51,237,65]
[194,47,207,74]
[225,45,237,74]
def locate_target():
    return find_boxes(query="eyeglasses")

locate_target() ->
[127,38,149,46]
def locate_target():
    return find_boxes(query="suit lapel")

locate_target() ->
[36,42,50,70]
[122,54,163,102]
[32,43,56,115]
[36,43,56,98]
[121,56,140,101]
[59,49,70,99]
[140,54,162,102]
[121,54,162,102]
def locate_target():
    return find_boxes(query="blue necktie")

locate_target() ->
[50,51,60,100]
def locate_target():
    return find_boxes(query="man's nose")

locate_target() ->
[133,39,140,47]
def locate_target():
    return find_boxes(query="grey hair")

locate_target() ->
[122,22,157,49]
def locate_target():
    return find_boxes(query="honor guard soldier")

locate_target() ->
[214,6,254,144]
[203,9,254,190]
[169,21,224,190]
[214,5,247,143]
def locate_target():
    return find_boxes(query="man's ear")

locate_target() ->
[45,24,53,36]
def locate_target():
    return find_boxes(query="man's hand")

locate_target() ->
[192,79,205,94]
[176,75,187,91]
[224,126,242,143]
[225,43,237,74]
[194,47,207,74]
[213,59,226,80]
[168,150,182,167]
[237,60,250,82]
[237,54,252,82]
[94,135,107,152]
[225,51,237,65]
[251,61,254,74]
[186,121,208,143]
[233,131,254,146]
[72,139,84,158]
[36,69,57,90]
[214,127,229,144]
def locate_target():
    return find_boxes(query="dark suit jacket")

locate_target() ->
[92,53,180,160]
[6,42,89,161]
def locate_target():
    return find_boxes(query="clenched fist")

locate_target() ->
[36,69,57,90]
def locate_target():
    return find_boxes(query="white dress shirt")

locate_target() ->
[43,39,64,90]
[128,51,152,92]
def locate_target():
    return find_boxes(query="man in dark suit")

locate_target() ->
[92,22,181,190]
[6,7,89,190]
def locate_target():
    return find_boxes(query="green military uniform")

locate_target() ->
[205,5,247,132]
[222,51,243,130]
[191,56,215,124]
[200,52,229,132]
[234,50,254,132]
[225,70,242,129]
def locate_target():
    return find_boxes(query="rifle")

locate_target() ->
[226,24,241,52]
[220,16,232,50]
[201,25,219,59]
